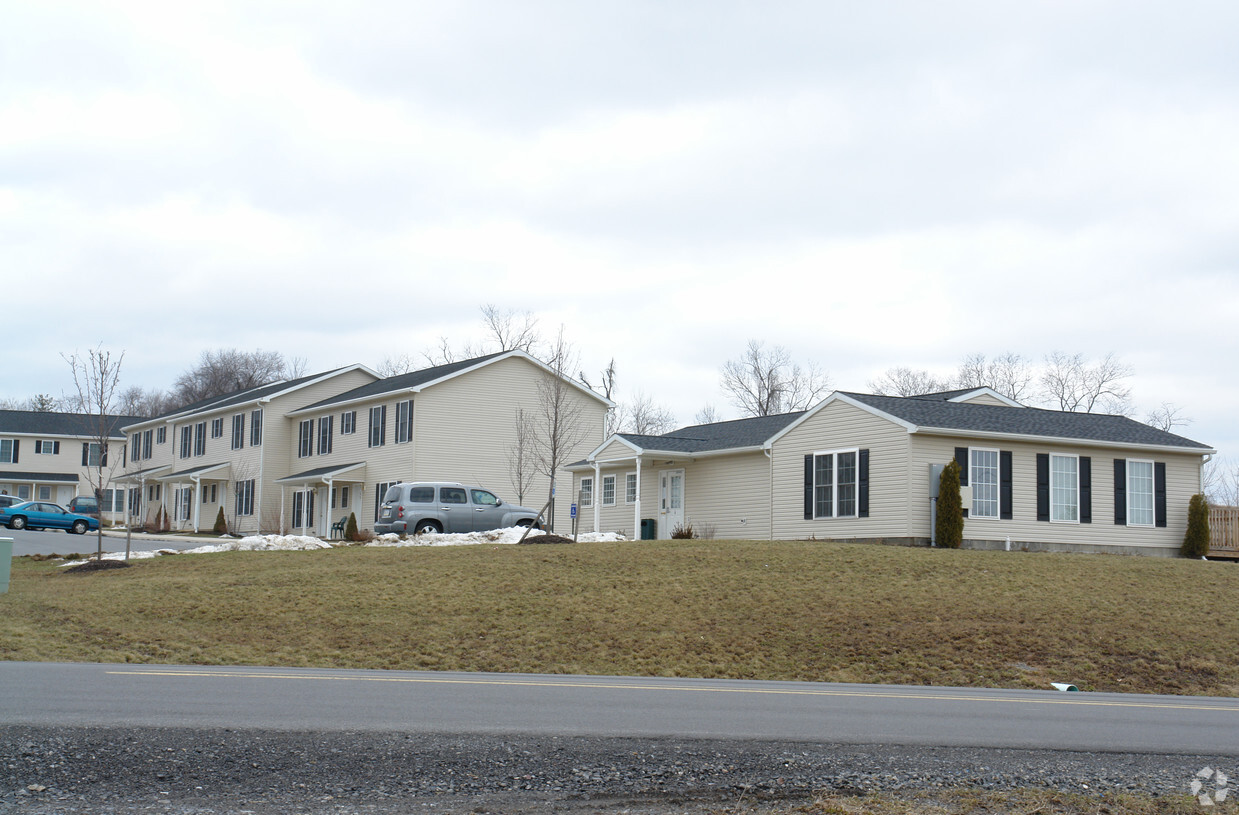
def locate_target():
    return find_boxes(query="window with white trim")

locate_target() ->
[235,479,254,516]
[35,440,57,455]
[231,414,245,450]
[156,426,166,445]
[813,449,858,518]
[395,400,413,444]
[298,419,314,458]
[130,434,140,462]
[194,422,206,456]
[602,475,616,506]
[625,473,637,504]
[579,477,593,507]
[143,429,152,458]
[341,410,356,435]
[1050,454,1079,522]
[250,410,263,446]
[970,448,999,519]
[0,439,14,463]
[318,415,333,455]
[368,406,386,448]
[211,418,223,438]
[180,426,192,459]
[1127,459,1155,527]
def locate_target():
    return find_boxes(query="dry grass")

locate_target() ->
[790,788,1204,814]
[2,540,1237,695]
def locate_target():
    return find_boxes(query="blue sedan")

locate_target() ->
[0,501,100,534]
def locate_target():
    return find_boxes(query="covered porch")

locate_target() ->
[158,463,233,533]
[275,462,366,539]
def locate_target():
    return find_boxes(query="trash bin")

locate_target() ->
[0,537,12,594]
[640,519,657,541]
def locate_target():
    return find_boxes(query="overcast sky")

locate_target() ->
[4,1,1237,460]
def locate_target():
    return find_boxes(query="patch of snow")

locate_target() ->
[365,527,628,547]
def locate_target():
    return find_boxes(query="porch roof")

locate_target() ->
[159,462,232,481]
[275,462,366,484]
[0,471,79,483]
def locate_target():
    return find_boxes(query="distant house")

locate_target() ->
[118,352,611,536]
[570,388,1215,556]
[0,409,142,521]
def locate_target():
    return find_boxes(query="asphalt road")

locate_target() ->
[0,528,201,557]
[3,662,1237,755]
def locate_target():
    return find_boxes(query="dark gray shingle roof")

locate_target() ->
[617,412,806,454]
[841,392,1212,450]
[299,353,507,411]
[149,369,349,422]
[0,410,143,439]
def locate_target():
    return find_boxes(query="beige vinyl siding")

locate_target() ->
[954,393,1013,407]
[771,399,911,540]
[911,436,1205,553]
[594,439,639,460]
[0,431,126,507]
[678,452,771,540]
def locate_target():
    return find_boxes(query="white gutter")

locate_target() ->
[911,425,1217,455]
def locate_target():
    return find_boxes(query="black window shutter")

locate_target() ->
[999,451,1013,519]
[1113,459,1126,525]
[82,443,89,466]
[54,441,60,455]
[803,455,813,520]
[1036,454,1049,522]
[11,439,17,462]
[1154,462,1167,527]
[858,449,870,518]
[1079,456,1091,524]
[954,447,969,486]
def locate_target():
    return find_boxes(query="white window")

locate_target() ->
[231,414,245,450]
[341,411,356,435]
[0,439,15,463]
[579,477,593,507]
[602,475,616,506]
[194,422,206,456]
[298,419,314,458]
[970,448,999,519]
[813,449,858,518]
[341,486,349,507]
[318,415,333,455]
[130,434,140,462]
[395,400,413,444]
[84,442,103,467]
[180,426,192,458]
[211,418,223,438]
[250,410,263,446]
[1127,459,1155,527]
[142,429,152,459]
[369,406,386,448]
[625,473,637,504]
[39,486,51,500]
[35,440,57,455]
[156,426,166,445]
[1050,454,1079,523]
[235,479,254,516]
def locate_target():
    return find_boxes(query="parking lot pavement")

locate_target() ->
[1,528,206,557]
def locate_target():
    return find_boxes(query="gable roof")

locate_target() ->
[0,409,143,439]
[292,350,613,414]
[909,387,1025,407]
[832,392,1213,452]
[587,411,805,461]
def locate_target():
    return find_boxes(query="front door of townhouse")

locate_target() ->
[658,469,684,539]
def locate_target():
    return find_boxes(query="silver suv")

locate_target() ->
[375,482,542,535]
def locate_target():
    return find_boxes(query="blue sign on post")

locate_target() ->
[570,503,577,519]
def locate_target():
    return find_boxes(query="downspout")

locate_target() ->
[279,485,286,535]
[256,400,267,535]
[325,476,333,539]
[764,447,774,541]
[593,460,601,534]
[634,456,642,540]
[1201,453,1212,494]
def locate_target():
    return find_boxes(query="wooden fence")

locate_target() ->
[1209,506,1239,558]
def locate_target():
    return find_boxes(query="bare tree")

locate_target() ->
[720,340,830,417]
[62,345,126,560]
[1040,351,1133,414]
[955,352,1036,402]
[1145,402,1192,433]
[171,349,295,408]
[481,304,541,354]
[530,327,593,531]
[868,367,951,397]
[694,404,721,425]
[622,391,677,435]
[506,407,538,504]
[377,353,419,377]
[580,358,617,400]
[0,394,59,411]
[116,386,174,418]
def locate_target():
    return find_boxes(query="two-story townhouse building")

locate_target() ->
[0,409,142,522]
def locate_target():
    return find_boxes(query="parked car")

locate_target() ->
[375,482,542,535]
[67,495,100,516]
[0,494,20,509]
[0,501,100,534]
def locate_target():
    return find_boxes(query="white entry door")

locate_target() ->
[658,469,684,539]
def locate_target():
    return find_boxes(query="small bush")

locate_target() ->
[935,460,964,549]
[670,522,694,539]
[212,506,227,536]
[695,522,717,540]
[1182,493,1210,558]
[345,512,359,542]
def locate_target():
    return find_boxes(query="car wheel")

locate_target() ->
[516,519,537,529]
[9,516,26,530]
[71,520,88,535]
[414,520,443,535]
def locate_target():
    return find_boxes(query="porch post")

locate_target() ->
[191,475,201,533]
[279,485,286,535]
[593,461,601,534]
[634,457,642,540]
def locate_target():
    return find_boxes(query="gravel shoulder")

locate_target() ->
[2,726,1226,814]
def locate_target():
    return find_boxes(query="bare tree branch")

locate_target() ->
[953,352,1035,402]
[530,327,591,531]
[1145,402,1192,432]
[621,391,677,435]
[694,404,721,425]
[721,340,829,417]
[1040,351,1133,414]
[868,367,951,396]
[171,349,294,408]
[506,407,538,505]
[62,345,125,560]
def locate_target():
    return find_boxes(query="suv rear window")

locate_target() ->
[383,486,404,502]
[407,486,434,503]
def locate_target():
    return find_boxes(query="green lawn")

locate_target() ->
[2,540,1237,696]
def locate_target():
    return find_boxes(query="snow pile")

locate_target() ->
[91,529,627,561]
[366,527,628,547]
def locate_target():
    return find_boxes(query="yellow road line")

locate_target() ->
[105,670,1239,713]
